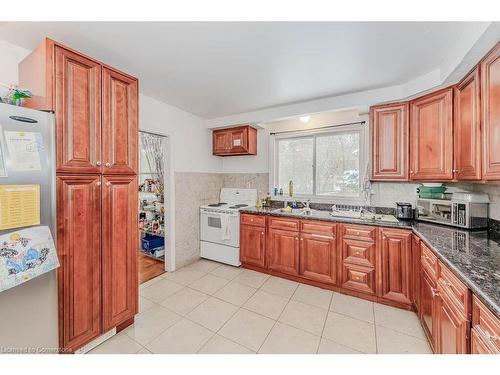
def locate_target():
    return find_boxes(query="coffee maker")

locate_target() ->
[396,202,413,220]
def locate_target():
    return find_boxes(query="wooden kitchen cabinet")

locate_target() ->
[56,175,102,351]
[471,295,500,354]
[420,267,438,351]
[481,42,500,180]
[370,102,409,181]
[377,229,412,307]
[102,67,138,175]
[240,224,266,268]
[411,234,421,312]
[299,229,337,284]
[435,288,469,354]
[101,175,138,331]
[341,230,377,296]
[409,87,454,181]
[20,38,139,352]
[212,125,257,156]
[454,67,482,180]
[54,45,102,174]
[267,228,300,276]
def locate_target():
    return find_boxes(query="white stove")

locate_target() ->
[200,188,257,266]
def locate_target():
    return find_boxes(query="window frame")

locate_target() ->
[269,123,367,204]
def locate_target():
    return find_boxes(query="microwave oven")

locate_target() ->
[416,193,489,229]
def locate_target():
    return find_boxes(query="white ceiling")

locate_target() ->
[0,22,491,119]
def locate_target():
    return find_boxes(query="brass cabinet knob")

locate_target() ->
[106,182,111,186]
[96,161,102,166]
[105,162,111,167]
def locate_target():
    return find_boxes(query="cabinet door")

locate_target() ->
[229,127,248,153]
[101,175,138,331]
[240,225,266,268]
[471,328,499,354]
[411,234,421,312]
[213,130,230,154]
[102,67,138,175]
[370,103,409,180]
[420,269,437,351]
[299,232,337,284]
[57,175,101,351]
[377,229,412,306]
[481,43,500,180]
[267,228,299,276]
[436,294,468,354]
[55,46,101,174]
[454,68,482,180]
[341,238,376,295]
[410,88,454,180]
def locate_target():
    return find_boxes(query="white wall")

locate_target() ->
[139,94,221,173]
[0,40,30,97]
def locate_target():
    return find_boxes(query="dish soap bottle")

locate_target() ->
[288,180,294,198]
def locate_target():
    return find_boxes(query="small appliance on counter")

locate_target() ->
[396,202,413,220]
[416,192,489,229]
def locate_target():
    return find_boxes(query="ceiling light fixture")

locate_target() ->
[299,116,310,123]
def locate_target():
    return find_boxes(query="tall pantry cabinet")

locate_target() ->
[19,39,139,352]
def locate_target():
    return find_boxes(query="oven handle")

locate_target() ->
[200,211,239,218]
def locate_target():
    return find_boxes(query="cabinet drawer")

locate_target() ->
[438,262,469,314]
[342,224,376,241]
[241,214,266,227]
[472,295,500,352]
[342,238,375,268]
[341,263,376,295]
[420,242,438,280]
[269,217,300,231]
[301,220,336,236]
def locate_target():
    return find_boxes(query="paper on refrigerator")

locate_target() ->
[3,131,43,171]
[0,226,59,292]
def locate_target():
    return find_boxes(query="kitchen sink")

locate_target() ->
[272,207,399,223]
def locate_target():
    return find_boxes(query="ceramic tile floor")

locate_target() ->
[89,259,432,354]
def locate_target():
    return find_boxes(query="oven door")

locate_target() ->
[200,211,240,247]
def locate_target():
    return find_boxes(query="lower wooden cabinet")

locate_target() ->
[57,175,102,351]
[435,292,468,354]
[299,232,337,284]
[240,224,266,268]
[341,237,376,295]
[420,267,438,351]
[471,295,500,354]
[101,175,138,331]
[377,229,412,306]
[411,234,421,311]
[267,228,300,276]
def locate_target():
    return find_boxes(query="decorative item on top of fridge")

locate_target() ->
[0,83,33,106]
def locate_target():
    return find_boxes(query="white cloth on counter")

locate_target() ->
[220,213,231,241]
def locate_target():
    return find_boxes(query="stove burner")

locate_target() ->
[229,204,248,209]
[208,202,227,207]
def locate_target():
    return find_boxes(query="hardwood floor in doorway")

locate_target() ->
[139,252,166,284]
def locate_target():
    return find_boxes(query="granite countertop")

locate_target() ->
[241,206,500,318]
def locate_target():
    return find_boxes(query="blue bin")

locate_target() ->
[141,235,164,251]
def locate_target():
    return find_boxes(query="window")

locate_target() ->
[272,124,366,201]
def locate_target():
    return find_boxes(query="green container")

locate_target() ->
[417,186,447,199]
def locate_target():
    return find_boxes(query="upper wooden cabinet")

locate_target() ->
[409,87,454,181]
[454,68,482,180]
[102,67,138,175]
[54,46,102,174]
[370,102,409,181]
[481,43,500,180]
[212,125,257,156]
[377,229,412,307]
[19,38,138,175]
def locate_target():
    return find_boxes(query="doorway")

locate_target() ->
[138,131,168,284]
